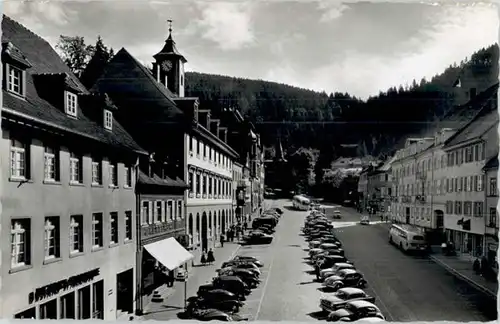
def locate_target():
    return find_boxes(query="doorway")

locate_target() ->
[201,212,208,252]
[405,207,411,224]
[222,210,226,234]
[117,269,134,314]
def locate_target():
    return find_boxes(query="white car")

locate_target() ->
[360,216,370,225]
[176,268,188,281]
[320,263,355,280]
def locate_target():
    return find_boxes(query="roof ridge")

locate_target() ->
[3,15,53,50]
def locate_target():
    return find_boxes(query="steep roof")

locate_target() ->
[483,154,499,170]
[91,47,184,119]
[153,33,187,63]
[444,84,498,148]
[2,15,146,155]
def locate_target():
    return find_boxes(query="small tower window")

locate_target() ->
[65,91,78,117]
[181,74,184,86]
[104,110,113,130]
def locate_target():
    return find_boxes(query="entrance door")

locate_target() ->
[201,212,208,252]
[116,269,134,314]
[405,207,411,224]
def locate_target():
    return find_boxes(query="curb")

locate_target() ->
[428,255,497,298]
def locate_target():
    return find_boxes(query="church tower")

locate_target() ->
[152,20,187,97]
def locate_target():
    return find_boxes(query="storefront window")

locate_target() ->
[15,307,36,319]
[40,299,57,319]
[60,292,76,319]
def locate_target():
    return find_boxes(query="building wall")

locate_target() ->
[0,129,136,319]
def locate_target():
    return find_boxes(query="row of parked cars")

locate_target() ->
[182,208,283,321]
[303,208,386,322]
[242,208,283,245]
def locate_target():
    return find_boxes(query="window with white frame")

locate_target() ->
[92,213,103,249]
[7,65,24,96]
[11,218,30,268]
[44,217,60,259]
[124,166,132,187]
[168,201,174,221]
[125,211,132,241]
[155,201,162,223]
[103,110,113,130]
[91,158,102,185]
[10,138,27,179]
[69,215,83,254]
[69,152,82,183]
[110,212,118,245]
[44,146,58,181]
[141,201,150,224]
[65,91,78,117]
[109,161,118,187]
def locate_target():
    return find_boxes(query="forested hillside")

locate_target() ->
[185,44,499,160]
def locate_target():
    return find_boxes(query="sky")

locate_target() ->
[3,0,499,99]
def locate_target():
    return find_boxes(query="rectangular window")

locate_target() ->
[103,110,113,130]
[92,213,103,249]
[124,166,132,187]
[168,201,174,221]
[60,292,75,319]
[110,212,118,245]
[10,138,27,179]
[125,211,132,241]
[489,208,497,227]
[69,152,83,183]
[189,171,194,193]
[155,201,162,222]
[197,141,201,155]
[92,281,104,319]
[7,65,23,95]
[474,202,484,217]
[11,218,31,268]
[109,162,118,187]
[141,201,150,224]
[473,144,479,161]
[490,177,497,196]
[65,91,78,117]
[91,159,102,185]
[189,136,193,152]
[178,201,183,219]
[196,173,201,194]
[69,215,84,254]
[44,146,59,181]
[44,216,60,259]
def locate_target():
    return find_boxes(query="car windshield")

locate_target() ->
[337,271,347,278]
[335,291,349,300]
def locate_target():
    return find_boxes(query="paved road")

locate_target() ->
[330,206,497,321]
[236,199,323,321]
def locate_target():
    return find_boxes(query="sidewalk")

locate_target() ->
[143,242,242,321]
[428,252,498,298]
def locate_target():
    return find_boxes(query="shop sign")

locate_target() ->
[142,221,175,239]
[29,268,100,304]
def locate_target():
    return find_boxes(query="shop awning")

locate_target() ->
[144,237,194,271]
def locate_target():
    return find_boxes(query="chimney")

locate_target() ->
[219,127,228,143]
[210,119,220,137]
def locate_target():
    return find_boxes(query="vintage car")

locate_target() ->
[231,256,263,267]
[187,291,243,313]
[327,300,385,322]
[242,231,274,244]
[360,216,370,225]
[320,243,344,254]
[212,275,251,296]
[217,266,260,278]
[320,263,356,280]
[225,262,261,275]
[314,250,345,264]
[319,287,375,312]
[218,269,260,288]
[309,248,325,258]
[176,267,188,281]
[189,308,249,321]
[332,210,342,219]
[309,240,322,249]
[322,269,367,291]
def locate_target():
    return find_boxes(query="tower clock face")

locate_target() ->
[162,60,173,72]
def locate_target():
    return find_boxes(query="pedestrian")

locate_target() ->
[473,258,480,274]
[207,248,215,265]
[201,251,207,266]
[481,256,488,277]
[243,222,248,231]
[220,234,225,247]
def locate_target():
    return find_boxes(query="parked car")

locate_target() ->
[212,275,251,296]
[218,269,260,288]
[187,293,243,313]
[217,266,260,277]
[320,263,355,281]
[360,216,370,225]
[243,231,273,244]
[320,287,376,312]
[176,267,188,281]
[257,226,274,235]
[327,300,385,322]
[322,269,367,291]
[333,210,342,219]
[188,308,249,321]
[309,240,322,249]
[315,254,350,268]
[230,256,263,267]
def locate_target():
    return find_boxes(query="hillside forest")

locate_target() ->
[55,35,499,202]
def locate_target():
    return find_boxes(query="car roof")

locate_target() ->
[347,300,379,309]
[334,263,353,267]
[338,287,364,294]
[339,268,357,274]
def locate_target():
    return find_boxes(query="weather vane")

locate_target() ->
[167,19,173,35]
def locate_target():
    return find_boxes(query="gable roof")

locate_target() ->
[91,47,184,119]
[1,15,146,155]
[444,84,498,148]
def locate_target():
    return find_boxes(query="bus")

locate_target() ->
[388,224,427,252]
[292,195,311,211]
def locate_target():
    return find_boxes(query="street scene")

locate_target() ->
[1,1,498,322]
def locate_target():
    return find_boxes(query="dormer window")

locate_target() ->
[104,110,113,130]
[65,91,78,117]
[7,64,24,96]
